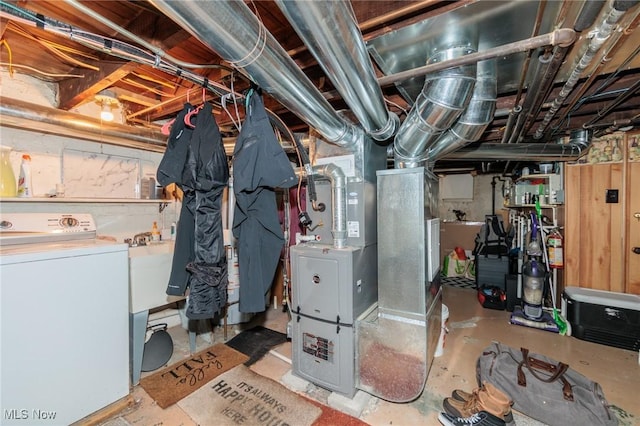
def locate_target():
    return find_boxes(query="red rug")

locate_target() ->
[305,396,370,426]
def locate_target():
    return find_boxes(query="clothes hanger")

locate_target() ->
[161,89,194,136]
[184,87,206,129]
[221,93,242,131]
[161,118,175,136]
[221,71,244,131]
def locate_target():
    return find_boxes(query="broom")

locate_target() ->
[535,198,570,335]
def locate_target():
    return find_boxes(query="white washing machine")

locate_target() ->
[0,213,129,425]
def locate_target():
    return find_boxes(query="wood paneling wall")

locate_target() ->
[566,131,640,295]
[626,159,640,294]
[565,163,625,292]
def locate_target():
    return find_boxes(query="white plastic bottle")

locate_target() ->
[17,154,33,197]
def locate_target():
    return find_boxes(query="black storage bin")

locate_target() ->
[475,254,509,290]
[562,286,640,351]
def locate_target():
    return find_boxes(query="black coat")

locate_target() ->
[157,103,194,296]
[158,102,229,319]
[232,92,297,313]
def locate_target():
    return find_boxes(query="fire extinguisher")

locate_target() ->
[547,229,563,269]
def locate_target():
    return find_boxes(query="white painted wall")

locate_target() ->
[0,70,177,242]
[438,174,508,222]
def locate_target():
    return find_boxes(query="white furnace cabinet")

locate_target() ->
[0,242,130,425]
[290,244,377,397]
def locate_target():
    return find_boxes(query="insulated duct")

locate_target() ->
[427,59,497,163]
[274,0,399,141]
[311,163,347,249]
[393,45,477,168]
[445,129,593,161]
[149,0,362,147]
[0,98,167,152]
[534,0,636,139]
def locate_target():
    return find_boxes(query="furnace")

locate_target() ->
[290,137,442,401]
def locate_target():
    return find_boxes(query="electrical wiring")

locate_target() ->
[384,97,408,116]
[0,62,84,79]
[7,22,99,71]
[0,1,241,100]
[121,78,170,97]
[63,0,248,72]
[8,24,100,61]
[221,72,245,132]
[231,74,242,130]
[262,104,309,217]
[131,71,176,90]
[0,39,14,76]
[0,0,264,145]
[64,30,238,98]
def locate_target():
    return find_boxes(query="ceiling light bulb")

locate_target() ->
[100,103,114,122]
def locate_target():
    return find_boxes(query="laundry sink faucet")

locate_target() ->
[131,232,152,246]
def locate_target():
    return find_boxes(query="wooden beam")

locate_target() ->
[58,61,138,110]
[0,17,8,39]
[115,90,157,108]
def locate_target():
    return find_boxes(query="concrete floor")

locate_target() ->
[102,285,639,426]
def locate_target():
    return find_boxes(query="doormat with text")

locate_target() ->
[140,343,249,408]
[178,364,322,426]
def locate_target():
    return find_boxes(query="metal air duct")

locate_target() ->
[445,129,593,161]
[311,163,347,249]
[0,98,167,152]
[393,45,477,168]
[149,0,362,147]
[427,59,497,163]
[274,0,399,141]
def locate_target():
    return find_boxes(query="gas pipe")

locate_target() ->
[547,229,563,269]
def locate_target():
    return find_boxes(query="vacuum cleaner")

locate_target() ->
[510,212,559,333]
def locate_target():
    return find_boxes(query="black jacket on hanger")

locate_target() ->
[232,92,297,313]
[157,102,230,319]
[157,103,194,297]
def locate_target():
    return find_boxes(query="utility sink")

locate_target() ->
[128,241,185,386]
[129,241,172,258]
[128,241,184,314]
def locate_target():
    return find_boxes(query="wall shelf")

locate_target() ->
[506,204,560,228]
[515,173,558,182]
[505,204,559,209]
[1,197,172,204]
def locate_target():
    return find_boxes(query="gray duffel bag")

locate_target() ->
[476,341,618,426]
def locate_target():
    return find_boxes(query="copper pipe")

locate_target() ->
[377,28,575,87]
[513,0,547,108]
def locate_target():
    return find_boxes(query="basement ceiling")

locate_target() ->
[1,0,640,173]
